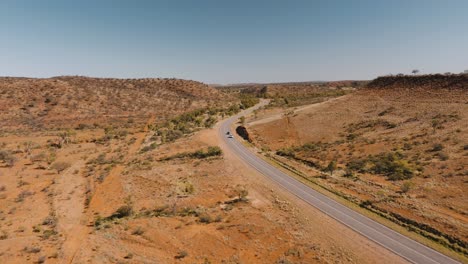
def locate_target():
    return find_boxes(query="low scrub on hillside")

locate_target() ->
[347,119,397,133]
[0,76,231,131]
[151,95,258,146]
[276,142,331,169]
[367,74,468,90]
[160,146,222,161]
[346,152,417,180]
[0,150,17,167]
[239,94,260,109]
[268,89,349,108]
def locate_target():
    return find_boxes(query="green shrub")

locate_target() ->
[239,94,260,109]
[430,143,444,152]
[0,150,17,167]
[175,250,188,259]
[369,153,414,180]
[346,159,367,173]
[204,116,217,128]
[276,148,295,157]
[140,142,157,152]
[0,230,7,240]
[161,146,222,161]
[198,213,212,223]
[131,226,145,235]
[436,152,449,161]
[343,169,355,178]
[400,181,413,193]
[113,205,133,218]
[326,160,337,175]
[30,152,47,162]
[347,152,414,180]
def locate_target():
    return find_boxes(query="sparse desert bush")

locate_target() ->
[184,182,195,194]
[436,152,449,161]
[75,123,88,130]
[113,205,133,218]
[175,250,188,259]
[347,119,397,133]
[325,160,337,176]
[359,200,373,208]
[400,181,413,193]
[40,229,58,240]
[277,142,328,157]
[50,161,71,173]
[276,148,295,157]
[15,190,34,202]
[378,107,395,116]
[235,185,249,201]
[239,94,260,109]
[191,146,222,159]
[42,215,57,227]
[198,213,212,223]
[430,143,444,152]
[140,142,157,152]
[152,99,249,145]
[30,152,47,163]
[131,226,145,235]
[160,146,222,161]
[23,246,41,253]
[0,150,17,167]
[239,116,246,125]
[36,256,46,264]
[204,116,217,128]
[343,169,356,179]
[0,230,7,240]
[346,152,414,180]
[32,225,41,233]
[92,203,134,228]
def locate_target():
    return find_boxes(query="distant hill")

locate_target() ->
[216,80,366,107]
[0,76,229,131]
[367,74,468,90]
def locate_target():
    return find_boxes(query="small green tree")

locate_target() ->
[239,116,245,125]
[400,181,413,193]
[326,160,337,176]
[235,185,249,201]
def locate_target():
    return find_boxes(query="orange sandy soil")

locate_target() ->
[0,116,406,263]
[248,88,468,250]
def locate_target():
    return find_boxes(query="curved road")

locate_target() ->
[219,102,460,264]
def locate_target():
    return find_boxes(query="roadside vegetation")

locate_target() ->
[216,81,362,108]
[148,94,259,147]
[160,146,222,161]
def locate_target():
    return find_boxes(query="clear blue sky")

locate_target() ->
[1,0,467,83]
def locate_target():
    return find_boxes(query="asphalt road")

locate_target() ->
[219,102,460,264]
